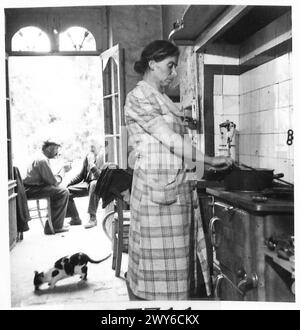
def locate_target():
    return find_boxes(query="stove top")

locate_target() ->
[206,185,294,214]
[239,187,294,202]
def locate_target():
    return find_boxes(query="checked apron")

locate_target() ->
[125,81,211,300]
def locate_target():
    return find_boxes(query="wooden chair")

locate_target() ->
[102,197,130,277]
[27,197,55,234]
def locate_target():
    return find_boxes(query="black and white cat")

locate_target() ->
[33,252,111,290]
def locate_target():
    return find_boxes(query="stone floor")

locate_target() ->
[10,197,129,309]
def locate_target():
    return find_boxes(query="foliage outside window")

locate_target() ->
[12,26,51,52]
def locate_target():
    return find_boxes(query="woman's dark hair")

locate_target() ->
[134,40,179,75]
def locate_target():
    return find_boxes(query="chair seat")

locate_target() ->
[111,198,131,277]
[27,197,54,234]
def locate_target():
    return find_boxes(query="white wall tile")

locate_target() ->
[214,114,224,135]
[288,52,292,80]
[252,64,266,90]
[250,90,260,113]
[223,95,239,115]
[239,71,249,95]
[286,159,294,183]
[251,156,260,168]
[258,156,276,169]
[213,75,223,95]
[247,70,255,93]
[259,134,275,158]
[240,93,249,114]
[214,95,223,114]
[239,114,252,134]
[264,60,278,87]
[251,112,261,134]
[274,107,292,133]
[238,134,249,155]
[274,133,290,159]
[278,80,290,108]
[259,84,279,111]
[260,109,275,134]
[288,138,294,161]
[289,106,294,130]
[223,75,239,95]
[289,79,293,106]
[249,134,260,156]
[275,54,290,83]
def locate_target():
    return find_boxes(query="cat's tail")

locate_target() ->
[87,253,112,264]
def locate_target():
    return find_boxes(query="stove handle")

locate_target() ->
[213,201,235,211]
[214,274,224,300]
[208,216,223,247]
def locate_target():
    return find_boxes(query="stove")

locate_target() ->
[205,184,294,301]
[206,184,294,214]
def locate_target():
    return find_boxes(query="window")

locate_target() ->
[11,26,51,52]
[59,26,96,51]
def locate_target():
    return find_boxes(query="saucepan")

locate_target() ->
[223,162,293,191]
[203,162,293,191]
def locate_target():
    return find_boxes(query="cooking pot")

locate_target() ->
[203,162,290,191]
[223,166,284,191]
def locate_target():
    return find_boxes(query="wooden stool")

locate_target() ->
[28,197,54,234]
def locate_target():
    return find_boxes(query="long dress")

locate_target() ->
[124,80,211,300]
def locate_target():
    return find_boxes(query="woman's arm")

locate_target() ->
[126,93,232,171]
[150,124,232,173]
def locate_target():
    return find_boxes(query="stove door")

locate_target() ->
[210,200,258,301]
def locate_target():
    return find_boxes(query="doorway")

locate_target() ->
[9,55,104,179]
[8,55,129,307]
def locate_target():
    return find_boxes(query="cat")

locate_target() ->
[33,252,111,291]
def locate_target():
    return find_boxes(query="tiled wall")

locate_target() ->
[211,10,293,183]
[213,54,293,183]
[213,74,240,159]
[239,53,294,183]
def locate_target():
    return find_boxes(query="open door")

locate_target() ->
[6,54,18,249]
[99,44,127,169]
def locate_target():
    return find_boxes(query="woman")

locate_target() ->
[124,40,233,300]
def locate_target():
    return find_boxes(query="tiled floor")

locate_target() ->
[10,197,129,309]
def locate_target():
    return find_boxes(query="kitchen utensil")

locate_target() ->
[223,162,285,191]
[238,162,294,187]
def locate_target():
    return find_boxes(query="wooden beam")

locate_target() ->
[194,5,251,53]
[8,51,101,56]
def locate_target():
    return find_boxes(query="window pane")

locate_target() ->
[59,26,96,51]
[12,26,51,52]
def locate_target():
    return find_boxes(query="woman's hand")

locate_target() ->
[210,156,234,171]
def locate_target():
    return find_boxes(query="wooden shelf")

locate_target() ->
[264,247,295,277]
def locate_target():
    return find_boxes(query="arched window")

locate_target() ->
[59,26,96,51]
[12,26,51,52]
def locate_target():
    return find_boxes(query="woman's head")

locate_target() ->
[134,40,179,88]
[134,40,179,75]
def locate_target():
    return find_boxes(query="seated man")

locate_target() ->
[23,140,70,235]
[66,139,104,229]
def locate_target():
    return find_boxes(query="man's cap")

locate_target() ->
[42,140,61,148]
